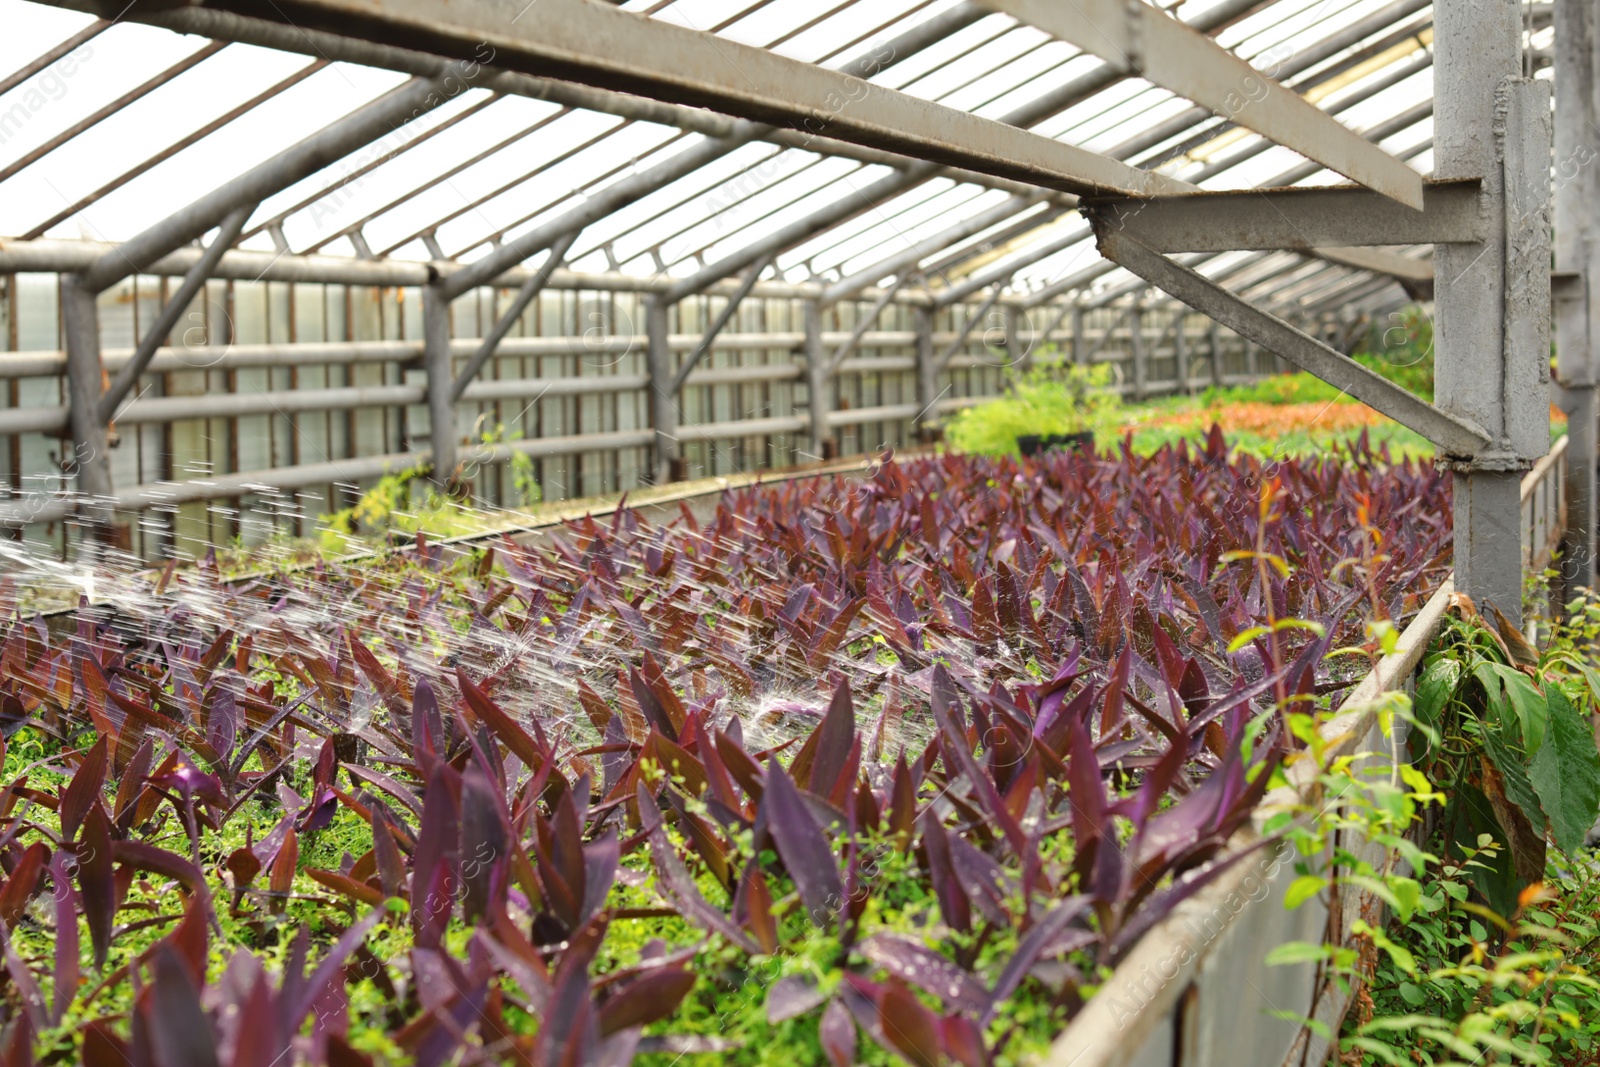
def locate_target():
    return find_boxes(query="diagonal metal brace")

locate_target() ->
[451,229,578,402]
[935,286,1004,372]
[1087,213,1492,457]
[825,274,910,379]
[669,252,773,394]
[99,202,255,424]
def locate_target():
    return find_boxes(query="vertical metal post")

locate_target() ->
[61,275,114,537]
[914,304,940,441]
[645,295,680,481]
[1072,302,1086,366]
[1209,319,1223,387]
[422,282,458,490]
[1174,310,1191,395]
[803,300,831,460]
[1004,304,1029,376]
[1555,0,1599,606]
[1129,297,1146,400]
[1435,1,1552,628]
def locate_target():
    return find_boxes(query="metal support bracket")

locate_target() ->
[451,229,577,402]
[1087,213,1493,457]
[1082,180,1483,252]
[669,252,773,394]
[100,202,254,423]
[980,0,1425,208]
[934,287,1004,372]
[825,274,909,379]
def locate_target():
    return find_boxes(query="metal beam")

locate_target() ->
[99,203,254,423]
[981,0,1424,209]
[1088,219,1491,457]
[826,275,912,378]
[1555,0,1600,607]
[670,253,774,394]
[936,288,1005,371]
[1084,181,1482,253]
[207,0,1191,200]
[821,196,1056,306]
[61,277,113,514]
[78,75,456,294]
[451,231,578,402]
[0,42,229,188]
[422,283,458,486]
[1435,0,1551,617]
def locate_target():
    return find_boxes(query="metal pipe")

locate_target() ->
[79,75,455,293]
[0,42,229,188]
[61,276,113,521]
[100,203,254,423]
[0,19,109,97]
[825,275,910,378]
[24,60,329,242]
[670,253,774,394]
[803,301,829,459]
[422,284,458,483]
[644,296,677,480]
[451,231,578,402]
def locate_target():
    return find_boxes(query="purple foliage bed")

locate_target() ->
[0,435,1451,1066]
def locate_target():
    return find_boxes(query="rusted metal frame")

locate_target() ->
[822,195,1055,304]
[931,221,1090,308]
[380,118,644,258]
[199,0,1192,199]
[932,287,1004,373]
[429,0,985,290]
[99,203,256,423]
[0,42,229,187]
[671,158,882,272]
[979,0,1425,207]
[1132,0,1434,171]
[25,58,330,242]
[824,274,912,378]
[1181,67,1434,186]
[669,253,775,394]
[1082,180,1482,253]
[0,19,110,97]
[1078,300,1140,364]
[451,231,580,402]
[259,93,521,250]
[605,149,827,264]
[79,75,457,294]
[1088,218,1492,456]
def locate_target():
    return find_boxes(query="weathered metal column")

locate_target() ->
[1129,297,1147,400]
[802,300,831,460]
[914,304,940,441]
[1435,1,1552,628]
[644,296,681,481]
[1208,319,1223,387]
[1555,0,1599,605]
[1174,310,1191,395]
[1071,302,1086,367]
[1003,304,1029,376]
[61,275,114,536]
[421,282,459,490]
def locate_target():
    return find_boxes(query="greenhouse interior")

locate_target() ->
[0,0,1597,1063]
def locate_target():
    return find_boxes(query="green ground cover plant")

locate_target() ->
[1271,593,1600,1066]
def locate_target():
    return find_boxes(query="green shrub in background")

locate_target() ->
[1351,305,1434,400]
[943,358,1118,456]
